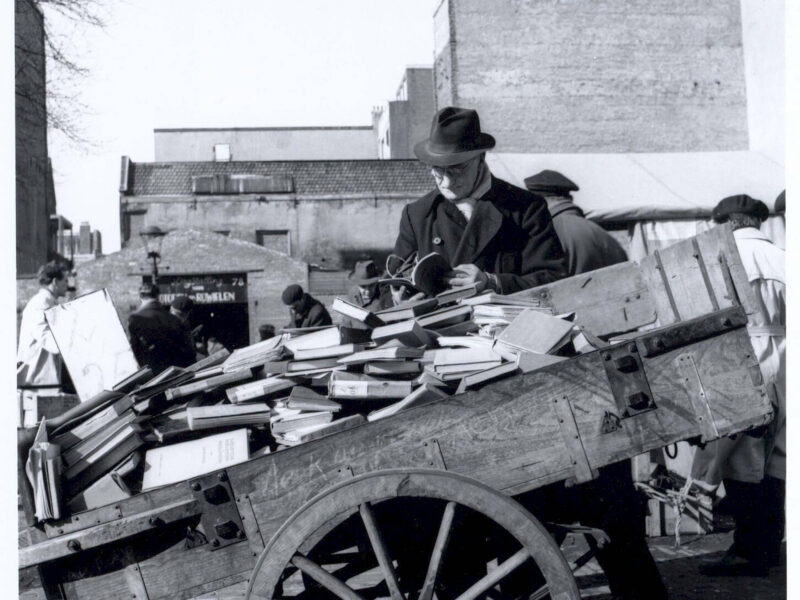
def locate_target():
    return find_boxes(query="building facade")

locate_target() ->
[119,157,433,310]
[153,126,379,162]
[433,0,760,155]
[374,67,435,159]
[15,0,58,276]
[57,221,103,264]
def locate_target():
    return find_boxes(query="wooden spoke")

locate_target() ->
[358,502,405,600]
[291,554,366,600]
[528,582,550,600]
[418,501,457,600]
[452,548,529,600]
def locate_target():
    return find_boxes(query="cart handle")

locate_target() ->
[19,498,200,569]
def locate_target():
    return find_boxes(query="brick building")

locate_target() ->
[15,0,59,276]
[118,158,434,329]
[432,0,782,162]
[374,67,435,159]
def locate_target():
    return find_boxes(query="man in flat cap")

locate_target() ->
[128,284,196,375]
[393,106,567,296]
[693,194,785,576]
[281,284,332,329]
[524,169,628,275]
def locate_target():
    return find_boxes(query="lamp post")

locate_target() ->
[140,225,167,283]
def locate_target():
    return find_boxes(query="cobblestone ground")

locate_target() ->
[20,532,787,599]
[568,532,787,599]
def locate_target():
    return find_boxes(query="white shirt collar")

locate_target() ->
[733,227,770,242]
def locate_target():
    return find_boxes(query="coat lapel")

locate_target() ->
[434,199,468,265]
[451,186,504,265]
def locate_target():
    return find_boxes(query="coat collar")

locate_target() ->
[451,177,505,265]
[733,227,771,243]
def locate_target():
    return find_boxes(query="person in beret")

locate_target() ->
[127,284,196,375]
[775,190,785,215]
[393,106,567,298]
[524,169,628,275]
[281,283,332,329]
[693,193,785,576]
[258,324,276,342]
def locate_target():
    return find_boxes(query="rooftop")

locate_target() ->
[126,159,433,197]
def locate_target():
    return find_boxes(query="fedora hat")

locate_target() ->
[414,107,496,167]
[349,260,381,285]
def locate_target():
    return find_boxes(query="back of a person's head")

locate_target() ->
[139,283,160,299]
[712,194,768,231]
[38,261,67,286]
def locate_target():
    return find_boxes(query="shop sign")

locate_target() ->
[146,273,248,304]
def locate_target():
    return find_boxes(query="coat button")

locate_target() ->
[433,236,442,245]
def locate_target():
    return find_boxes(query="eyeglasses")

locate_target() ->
[431,161,474,178]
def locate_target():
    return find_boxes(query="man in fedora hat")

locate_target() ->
[524,169,628,275]
[393,106,567,296]
[342,259,392,329]
[396,108,667,599]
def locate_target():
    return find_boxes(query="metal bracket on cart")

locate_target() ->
[601,341,656,419]
[189,470,247,551]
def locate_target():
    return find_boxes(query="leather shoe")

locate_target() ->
[698,550,769,577]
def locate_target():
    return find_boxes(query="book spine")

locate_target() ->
[165,370,251,401]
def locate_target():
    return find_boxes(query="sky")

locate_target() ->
[45,0,439,252]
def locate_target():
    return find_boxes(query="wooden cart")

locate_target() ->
[19,226,774,600]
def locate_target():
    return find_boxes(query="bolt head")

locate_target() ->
[602,351,611,361]
[211,538,220,547]
[218,472,228,482]
[191,482,201,491]
[628,343,638,353]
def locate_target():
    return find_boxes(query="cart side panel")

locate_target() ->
[569,330,770,481]
[510,225,757,336]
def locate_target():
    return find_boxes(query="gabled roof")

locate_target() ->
[127,160,433,197]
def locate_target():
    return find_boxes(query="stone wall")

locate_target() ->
[435,0,749,153]
[124,195,416,269]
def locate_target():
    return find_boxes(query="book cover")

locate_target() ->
[291,343,370,361]
[141,429,249,491]
[416,305,473,329]
[367,384,450,422]
[364,361,422,376]
[496,309,575,354]
[371,320,433,348]
[375,297,439,322]
[331,298,385,328]
[270,411,334,434]
[338,345,424,365]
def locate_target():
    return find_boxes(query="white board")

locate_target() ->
[45,289,139,402]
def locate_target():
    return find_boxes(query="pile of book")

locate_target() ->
[28,284,579,519]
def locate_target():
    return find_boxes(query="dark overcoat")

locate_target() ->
[290,294,333,329]
[548,198,628,275]
[128,302,196,374]
[393,176,567,293]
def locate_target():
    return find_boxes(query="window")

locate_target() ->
[213,144,231,162]
[256,230,291,255]
[214,230,230,237]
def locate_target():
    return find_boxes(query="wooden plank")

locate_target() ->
[20,499,200,569]
[123,563,149,599]
[419,501,456,600]
[511,262,656,336]
[552,395,597,483]
[358,502,403,600]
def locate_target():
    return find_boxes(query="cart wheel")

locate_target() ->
[246,469,579,600]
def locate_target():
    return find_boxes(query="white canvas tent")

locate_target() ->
[487,151,785,259]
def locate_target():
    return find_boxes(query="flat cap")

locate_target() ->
[523,170,579,195]
[171,295,194,312]
[281,284,304,305]
[711,194,769,223]
[775,190,785,215]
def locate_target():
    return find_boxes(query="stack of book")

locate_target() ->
[29,284,579,521]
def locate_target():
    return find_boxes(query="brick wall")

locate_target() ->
[436,0,749,153]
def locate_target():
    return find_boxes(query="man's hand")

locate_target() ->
[445,263,490,291]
